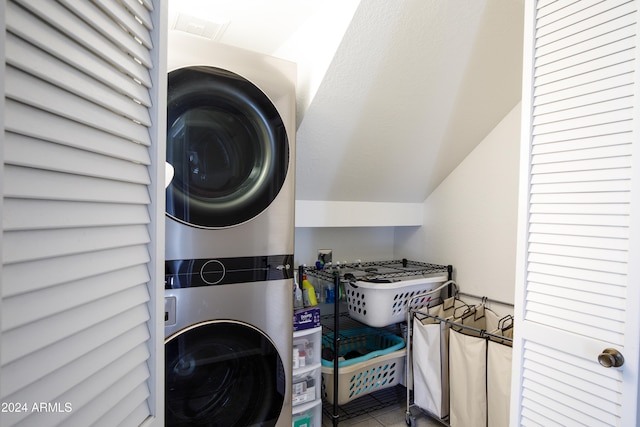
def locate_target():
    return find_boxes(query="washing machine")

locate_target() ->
[164,30,295,426]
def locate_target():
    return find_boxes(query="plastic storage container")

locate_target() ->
[321,328,406,405]
[345,275,448,327]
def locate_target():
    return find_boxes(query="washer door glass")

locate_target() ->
[166,66,289,228]
[165,321,285,426]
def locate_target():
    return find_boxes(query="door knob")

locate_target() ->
[598,348,624,368]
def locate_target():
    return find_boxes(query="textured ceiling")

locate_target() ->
[168,0,524,203]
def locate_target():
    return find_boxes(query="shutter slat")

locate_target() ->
[530,180,631,194]
[6,68,150,145]
[529,167,631,184]
[523,368,620,419]
[6,1,151,106]
[3,199,150,231]
[528,281,625,314]
[528,271,627,298]
[532,121,633,145]
[2,265,150,330]
[535,45,635,88]
[536,18,636,67]
[534,83,634,117]
[535,37,636,78]
[533,107,633,135]
[3,225,151,264]
[528,252,627,275]
[5,133,151,184]
[6,34,151,126]
[529,242,627,264]
[529,202,630,216]
[59,0,152,68]
[1,307,149,398]
[527,262,626,286]
[533,93,634,125]
[3,245,151,298]
[531,134,632,154]
[530,191,630,204]
[65,362,150,427]
[92,0,153,49]
[2,285,149,364]
[529,223,629,239]
[4,165,151,204]
[15,0,152,87]
[5,101,151,164]
[120,0,153,30]
[93,382,151,427]
[536,5,636,56]
[525,311,623,345]
[2,328,148,420]
[536,0,630,38]
[534,73,634,107]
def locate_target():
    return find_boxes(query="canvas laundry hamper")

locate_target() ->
[487,320,513,427]
[448,305,499,427]
[411,297,468,419]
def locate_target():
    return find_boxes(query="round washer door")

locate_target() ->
[165,321,286,426]
[166,66,290,228]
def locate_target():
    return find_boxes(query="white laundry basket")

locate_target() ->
[346,276,449,327]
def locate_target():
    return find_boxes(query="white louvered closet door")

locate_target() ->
[512,0,640,425]
[1,1,165,426]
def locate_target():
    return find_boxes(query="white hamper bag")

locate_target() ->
[449,329,487,427]
[412,316,450,418]
[487,336,513,427]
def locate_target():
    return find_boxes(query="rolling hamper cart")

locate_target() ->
[406,294,514,427]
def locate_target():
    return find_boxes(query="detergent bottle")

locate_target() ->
[301,274,318,306]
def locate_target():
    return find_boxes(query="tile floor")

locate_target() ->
[321,386,447,427]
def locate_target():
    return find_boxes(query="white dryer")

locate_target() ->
[164,30,295,426]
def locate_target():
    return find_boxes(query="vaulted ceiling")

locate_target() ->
[168,0,525,203]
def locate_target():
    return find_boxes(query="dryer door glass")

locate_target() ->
[165,321,285,426]
[166,66,289,228]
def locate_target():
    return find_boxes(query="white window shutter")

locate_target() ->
[513,0,640,425]
[1,1,164,426]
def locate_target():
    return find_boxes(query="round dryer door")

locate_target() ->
[165,321,286,426]
[166,66,290,228]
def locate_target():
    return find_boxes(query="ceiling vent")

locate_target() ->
[173,13,229,40]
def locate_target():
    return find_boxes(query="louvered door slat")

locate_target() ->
[4,199,150,231]
[5,133,151,183]
[4,165,151,204]
[536,4,636,56]
[536,0,628,38]
[93,0,153,49]
[16,0,152,87]
[3,265,150,330]
[6,2,151,106]
[6,68,150,145]
[6,34,151,126]
[121,0,153,30]
[1,306,149,398]
[3,327,149,418]
[3,245,151,298]
[5,100,151,164]
[59,0,152,68]
[3,225,151,264]
[536,17,636,66]
[2,284,150,365]
[527,272,626,299]
[534,47,636,87]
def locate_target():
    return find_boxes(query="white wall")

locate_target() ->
[395,102,521,305]
[294,227,396,268]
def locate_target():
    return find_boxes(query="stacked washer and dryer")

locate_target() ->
[164,30,296,426]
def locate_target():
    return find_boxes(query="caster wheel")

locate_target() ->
[405,411,416,427]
